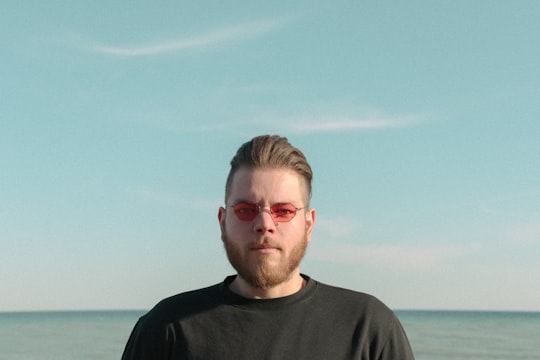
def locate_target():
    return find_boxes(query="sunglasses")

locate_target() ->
[228,201,304,222]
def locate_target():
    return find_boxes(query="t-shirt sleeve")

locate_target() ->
[121,318,146,360]
[378,315,415,360]
[121,316,172,360]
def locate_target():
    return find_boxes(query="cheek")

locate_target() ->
[223,217,251,238]
[224,216,237,232]
[221,211,236,231]
[290,219,308,233]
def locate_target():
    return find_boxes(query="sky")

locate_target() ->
[1,1,539,312]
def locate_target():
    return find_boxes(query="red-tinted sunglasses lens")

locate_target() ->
[269,203,298,221]
[232,202,259,221]
[231,202,299,222]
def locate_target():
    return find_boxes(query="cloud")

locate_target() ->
[508,221,540,245]
[461,191,540,216]
[238,107,425,134]
[81,18,288,56]
[285,115,421,133]
[133,113,422,136]
[310,243,478,271]
[127,187,218,211]
[315,217,359,238]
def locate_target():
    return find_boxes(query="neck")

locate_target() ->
[229,272,306,299]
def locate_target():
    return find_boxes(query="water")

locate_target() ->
[0,310,144,360]
[0,310,539,359]
[397,310,540,360]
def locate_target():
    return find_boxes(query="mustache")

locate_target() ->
[251,237,280,248]
[221,234,280,248]
[245,236,284,251]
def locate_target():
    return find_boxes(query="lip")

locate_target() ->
[250,244,280,253]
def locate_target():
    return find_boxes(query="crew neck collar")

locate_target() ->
[220,274,316,310]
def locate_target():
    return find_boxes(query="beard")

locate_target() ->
[222,230,308,290]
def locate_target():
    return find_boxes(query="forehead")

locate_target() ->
[229,167,306,202]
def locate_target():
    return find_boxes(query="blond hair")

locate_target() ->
[225,135,313,205]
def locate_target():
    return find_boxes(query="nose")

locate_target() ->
[253,208,277,234]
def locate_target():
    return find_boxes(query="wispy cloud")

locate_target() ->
[285,115,421,133]
[80,18,288,56]
[508,221,540,245]
[127,186,219,211]
[239,107,425,134]
[460,190,540,217]
[315,217,359,238]
[310,243,478,271]
[131,114,423,136]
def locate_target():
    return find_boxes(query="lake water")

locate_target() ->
[397,310,540,359]
[1,310,539,359]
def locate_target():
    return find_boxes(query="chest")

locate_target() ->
[168,307,369,359]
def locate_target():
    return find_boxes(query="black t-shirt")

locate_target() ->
[122,275,414,359]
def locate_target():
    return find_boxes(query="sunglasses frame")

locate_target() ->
[227,201,304,223]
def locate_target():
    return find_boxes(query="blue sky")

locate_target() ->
[2,1,539,312]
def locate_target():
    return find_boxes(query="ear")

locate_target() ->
[305,208,316,243]
[218,207,226,238]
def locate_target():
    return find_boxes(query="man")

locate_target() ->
[122,135,414,359]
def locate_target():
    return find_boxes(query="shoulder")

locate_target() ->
[315,281,390,308]
[158,283,221,308]
[312,280,414,358]
[139,282,223,327]
[122,283,225,358]
[312,280,398,321]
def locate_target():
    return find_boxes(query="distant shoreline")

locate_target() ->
[2,309,539,315]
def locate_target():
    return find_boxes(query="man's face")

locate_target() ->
[218,167,315,290]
